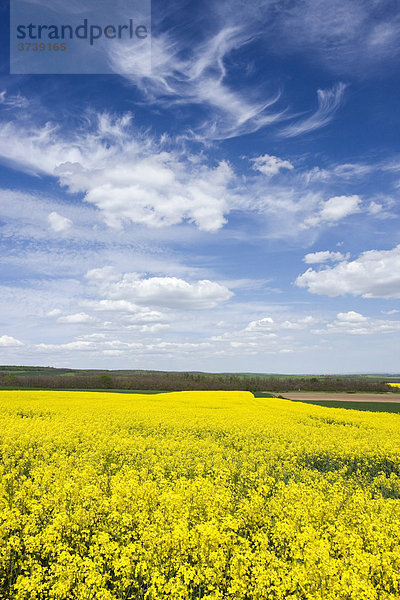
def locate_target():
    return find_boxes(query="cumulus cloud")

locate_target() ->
[213,314,317,344]
[47,211,72,233]
[296,245,400,298]
[245,315,317,332]
[303,250,350,264]
[336,311,367,323]
[0,335,24,347]
[250,154,294,177]
[245,317,275,332]
[208,312,321,357]
[82,157,233,232]
[302,195,361,228]
[280,83,347,137]
[0,114,235,232]
[312,311,400,335]
[86,267,233,310]
[0,108,385,240]
[82,299,167,326]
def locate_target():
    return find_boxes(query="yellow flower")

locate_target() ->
[0,390,399,599]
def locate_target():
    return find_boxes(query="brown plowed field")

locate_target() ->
[282,392,400,403]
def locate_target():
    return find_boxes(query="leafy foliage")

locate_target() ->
[0,367,397,393]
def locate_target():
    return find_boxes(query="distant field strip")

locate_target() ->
[283,392,400,403]
[281,392,400,414]
[1,390,400,599]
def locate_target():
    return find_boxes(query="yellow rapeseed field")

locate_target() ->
[1,390,400,600]
[388,383,400,388]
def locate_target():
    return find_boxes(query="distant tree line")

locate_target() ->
[0,370,397,393]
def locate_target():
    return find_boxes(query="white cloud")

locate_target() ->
[245,315,317,332]
[235,165,386,240]
[102,350,124,356]
[82,299,167,325]
[245,317,275,331]
[57,313,94,324]
[86,267,233,310]
[208,312,322,358]
[304,162,373,183]
[0,90,28,109]
[47,211,72,233]
[47,308,62,317]
[314,195,361,222]
[280,83,347,137]
[36,337,145,353]
[312,311,400,335]
[37,341,96,351]
[265,0,400,76]
[82,157,233,232]
[250,154,294,177]
[0,109,388,241]
[0,114,235,233]
[336,311,367,323]
[108,28,285,140]
[367,201,383,215]
[84,266,120,284]
[146,341,213,353]
[0,335,24,347]
[296,245,400,298]
[140,324,170,333]
[302,195,361,228]
[303,250,349,264]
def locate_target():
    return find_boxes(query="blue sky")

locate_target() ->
[0,0,399,373]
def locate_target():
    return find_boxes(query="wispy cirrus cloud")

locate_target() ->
[110,24,351,141]
[0,90,29,109]
[280,83,347,138]
[109,28,285,140]
[259,0,400,76]
[303,162,374,183]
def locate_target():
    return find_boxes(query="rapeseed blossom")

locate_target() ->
[0,390,399,599]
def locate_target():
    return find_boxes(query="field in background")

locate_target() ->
[1,390,400,599]
[278,392,400,414]
[1,366,399,394]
